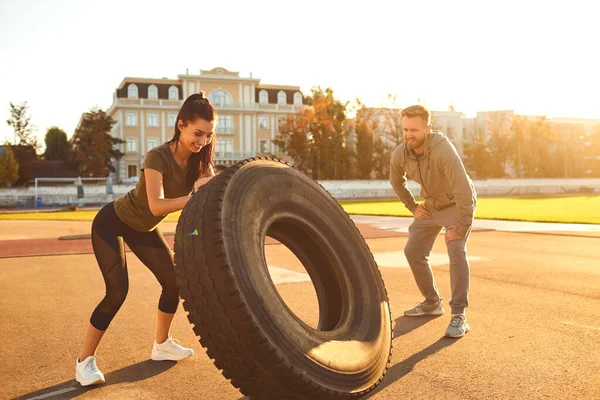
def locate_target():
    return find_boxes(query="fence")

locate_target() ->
[318,178,600,200]
[1,178,599,209]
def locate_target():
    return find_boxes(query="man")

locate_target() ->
[390,105,477,338]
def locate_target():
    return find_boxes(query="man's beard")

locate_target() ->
[407,136,426,150]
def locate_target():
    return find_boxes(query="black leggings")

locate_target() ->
[89,202,179,331]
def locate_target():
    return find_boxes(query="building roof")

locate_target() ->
[256,83,301,91]
[115,81,183,100]
[254,87,306,105]
[178,67,260,83]
[116,77,180,90]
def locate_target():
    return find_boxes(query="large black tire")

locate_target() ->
[174,158,392,399]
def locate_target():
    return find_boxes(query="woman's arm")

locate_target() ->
[192,164,216,193]
[145,168,192,216]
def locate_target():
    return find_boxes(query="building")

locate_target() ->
[462,110,515,145]
[106,67,307,182]
[431,110,466,155]
[548,117,600,136]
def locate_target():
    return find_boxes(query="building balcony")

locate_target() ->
[212,101,257,110]
[215,151,256,161]
[109,98,183,112]
[212,102,305,113]
[257,103,304,112]
[110,98,306,114]
[216,126,234,134]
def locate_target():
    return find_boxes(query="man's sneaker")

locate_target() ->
[445,314,470,338]
[151,337,194,361]
[75,356,105,386]
[404,298,445,316]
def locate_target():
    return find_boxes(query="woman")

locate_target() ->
[76,92,217,386]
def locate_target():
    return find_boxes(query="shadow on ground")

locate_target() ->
[14,359,176,400]
[364,315,460,398]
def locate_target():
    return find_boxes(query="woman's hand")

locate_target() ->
[193,175,214,193]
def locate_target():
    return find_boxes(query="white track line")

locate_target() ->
[561,321,600,331]
[24,387,77,400]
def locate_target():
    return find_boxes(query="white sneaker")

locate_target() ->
[445,314,471,338]
[151,337,194,361]
[404,298,445,316]
[75,356,105,386]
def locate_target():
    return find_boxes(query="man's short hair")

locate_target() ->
[401,105,431,125]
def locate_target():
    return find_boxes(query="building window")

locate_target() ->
[148,85,158,99]
[277,91,286,104]
[217,115,233,134]
[216,139,233,155]
[147,112,158,127]
[209,89,232,107]
[259,90,268,104]
[126,137,138,153]
[125,112,137,126]
[259,139,269,154]
[147,137,159,150]
[128,84,138,99]
[168,86,179,100]
[294,92,302,105]
[127,165,138,178]
[168,113,177,127]
[259,116,268,129]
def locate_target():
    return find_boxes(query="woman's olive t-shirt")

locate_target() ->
[114,143,193,232]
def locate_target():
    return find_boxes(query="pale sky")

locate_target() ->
[1,0,598,146]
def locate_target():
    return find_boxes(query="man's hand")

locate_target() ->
[414,203,432,219]
[193,175,214,193]
[445,225,462,244]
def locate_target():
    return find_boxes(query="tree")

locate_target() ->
[10,145,38,186]
[510,116,561,178]
[486,113,512,178]
[71,108,124,177]
[275,87,349,180]
[509,115,527,178]
[336,145,354,180]
[44,126,71,161]
[584,125,600,177]
[372,136,393,179]
[274,109,314,173]
[359,94,402,179]
[379,94,403,146]
[343,96,400,181]
[310,87,348,180]
[6,101,39,149]
[556,123,586,178]
[463,139,492,179]
[0,146,19,187]
[354,105,375,179]
[532,117,561,178]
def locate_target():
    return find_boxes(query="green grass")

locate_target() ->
[0,196,599,224]
[340,196,600,224]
